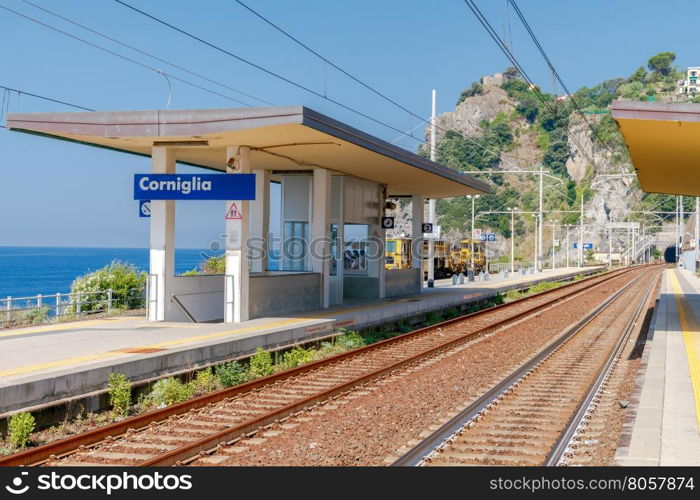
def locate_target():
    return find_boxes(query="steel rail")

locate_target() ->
[390,267,658,466]
[0,267,623,467]
[544,271,660,466]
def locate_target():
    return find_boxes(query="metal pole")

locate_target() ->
[680,195,684,261]
[675,196,680,263]
[696,197,700,271]
[470,196,476,271]
[511,209,515,274]
[579,193,584,267]
[566,226,570,268]
[538,170,544,271]
[427,90,437,286]
[533,214,538,270]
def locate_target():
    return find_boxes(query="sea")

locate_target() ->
[0,247,216,299]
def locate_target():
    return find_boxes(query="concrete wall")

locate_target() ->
[680,249,698,272]
[343,276,380,300]
[168,275,224,322]
[249,273,321,318]
[385,268,421,297]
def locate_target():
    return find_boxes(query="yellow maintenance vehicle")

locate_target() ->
[385,237,487,279]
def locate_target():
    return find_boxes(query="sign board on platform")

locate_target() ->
[573,242,594,249]
[134,174,256,200]
[381,216,395,229]
[138,200,151,218]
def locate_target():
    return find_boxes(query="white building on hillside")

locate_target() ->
[678,67,700,95]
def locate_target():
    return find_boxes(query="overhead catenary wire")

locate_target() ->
[0,84,94,111]
[232,0,539,170]
[506,0,616,158]
[113,0,435,147]
[0,4,256,107]
[461,0,598,169]
[20,0,274,106]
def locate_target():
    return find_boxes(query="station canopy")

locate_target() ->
[612,100,700,196]
[6,106,490,199]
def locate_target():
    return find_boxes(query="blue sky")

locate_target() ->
[0,0,694,249]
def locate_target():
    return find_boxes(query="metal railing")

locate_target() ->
[1,288,145,328]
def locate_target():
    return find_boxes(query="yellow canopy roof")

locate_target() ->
[612,100,700,196]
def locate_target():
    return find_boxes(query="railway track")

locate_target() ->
[0,267,637,467]
[391,267,660,466]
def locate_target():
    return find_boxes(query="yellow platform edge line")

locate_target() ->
[668,270,700,433]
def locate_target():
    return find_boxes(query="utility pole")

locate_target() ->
[427,89,436,287]
[673,196,679,263]
[680,195,684,265]
[579,193,584,267]
[565,224,570,268]
[696,197,700,272]
[538,170,544,272]
[532,214,539,269]
[468,194,480,272]
[509,207,518,274]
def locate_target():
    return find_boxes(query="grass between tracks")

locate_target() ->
[4,277,575,456]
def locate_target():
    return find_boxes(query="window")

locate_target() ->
[343,224,369,275]
[386,240,397,253]
[281,221,309,271]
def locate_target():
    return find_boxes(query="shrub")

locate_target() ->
[8,412,35,449]
[456,82,484,105]
[190,369,221,395]
[107,373,131,417]
[215,361,249,388]
[145,377,193,408]
[71,261,146,312]
[505,290,522,301]
[442,308,460,320]
[248,347,273,379]
[12,306,50,326]
[336,331,365,350]
[493,293,505,305]
[203,256,225,274]
[281,347,314,369]
[425,311,443,325]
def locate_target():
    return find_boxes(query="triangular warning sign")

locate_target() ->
[225,202,243,220]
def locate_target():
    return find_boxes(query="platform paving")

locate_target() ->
[616,268,700,466]
[0,266,598,415]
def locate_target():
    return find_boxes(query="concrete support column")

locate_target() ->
[311,168,331,308]
[148,147,176,322]
[411,195,424,289]
[224,146,251,323]
[249,168,270,273]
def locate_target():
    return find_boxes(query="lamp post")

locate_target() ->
[467,194,480,272]
[548,219,559,270]
[508,207,519,274]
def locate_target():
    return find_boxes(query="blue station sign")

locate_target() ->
[133,174,256,200]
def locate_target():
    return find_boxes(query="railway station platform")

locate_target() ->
[0,266,598,416]
[616,268,700,466]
